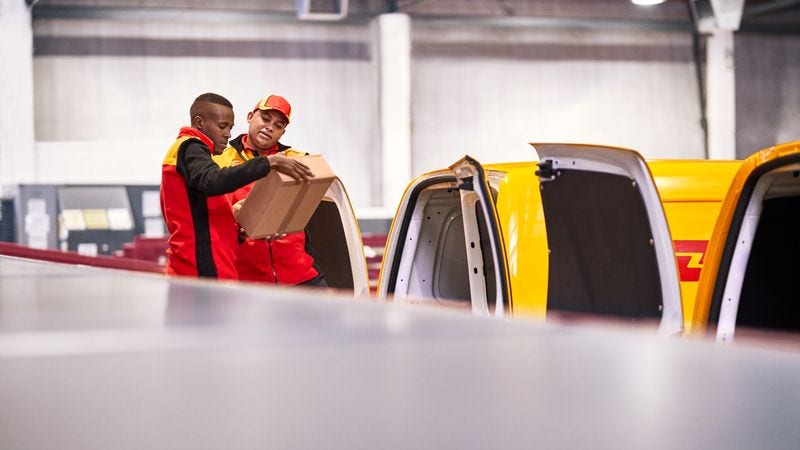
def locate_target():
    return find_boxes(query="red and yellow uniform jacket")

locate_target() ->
[213,134,321,285]
[160,127,271,279]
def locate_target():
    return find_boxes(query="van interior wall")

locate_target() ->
[31,17,378,207]
[403,187,470,302]
[410,24,704,175]
[735,33,800,158]
[737,194,800,333]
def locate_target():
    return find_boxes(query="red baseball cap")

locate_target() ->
[253,94,291,123]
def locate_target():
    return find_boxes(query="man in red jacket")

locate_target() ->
[160,92,313,280]
[215,94,327,287]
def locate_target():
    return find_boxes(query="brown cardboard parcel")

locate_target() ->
[236,154,335,238]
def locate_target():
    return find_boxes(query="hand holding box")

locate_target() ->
[236,154,335,239]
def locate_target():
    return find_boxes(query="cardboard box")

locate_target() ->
[236,154,335,238]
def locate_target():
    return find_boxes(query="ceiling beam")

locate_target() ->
[743,0,800,17]
[31,4,370,25]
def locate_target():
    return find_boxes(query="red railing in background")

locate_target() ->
[1,233,389,289]
[362,233,387,292]
[118,235,169,265]
[0,241,164,274]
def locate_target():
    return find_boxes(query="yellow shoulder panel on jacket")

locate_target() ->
[213,146,247,168]
[162,136,195,166]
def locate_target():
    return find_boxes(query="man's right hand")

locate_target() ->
[267,154,313,181]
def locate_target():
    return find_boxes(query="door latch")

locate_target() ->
[536,160,556,181]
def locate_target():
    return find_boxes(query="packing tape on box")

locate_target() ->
[277,181,311,232]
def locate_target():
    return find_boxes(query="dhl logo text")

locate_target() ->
[674,240,708,282]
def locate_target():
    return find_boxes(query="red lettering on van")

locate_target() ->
[674,240,708,282]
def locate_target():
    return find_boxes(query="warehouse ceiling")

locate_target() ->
[30,0,800,33]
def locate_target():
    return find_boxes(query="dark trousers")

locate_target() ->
[300,273,328,288]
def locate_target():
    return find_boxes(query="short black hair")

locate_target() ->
[190,92,233,121]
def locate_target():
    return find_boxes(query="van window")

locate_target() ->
[714,163,800,341]
[541,170,663,320]
[306,200,353,290]
[737,195,800,333]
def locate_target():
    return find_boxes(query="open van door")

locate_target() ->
[693,142,800,342]
[378,156,511,317]
[532,143,683,334]
[306,179,370,296]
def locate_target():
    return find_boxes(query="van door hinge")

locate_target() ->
[536,160,556,181]
[458,177,474,191]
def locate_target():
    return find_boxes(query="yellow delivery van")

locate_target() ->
[376,142,764,335]
[692,141,800,341]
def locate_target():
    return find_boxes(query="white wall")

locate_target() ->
[410,24,705,175]
[32,18,378,205]
[0,0,36,188]
[31,12,798,211]
[735,33,800,158]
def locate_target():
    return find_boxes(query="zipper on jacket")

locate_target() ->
[268,241,278,284]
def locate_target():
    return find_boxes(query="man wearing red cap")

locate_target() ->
[214,94,327,287]
[161,92,313,280]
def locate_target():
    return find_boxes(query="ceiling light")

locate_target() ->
[631,0,666,5]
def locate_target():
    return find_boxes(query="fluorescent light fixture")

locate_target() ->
[631,0,666,5]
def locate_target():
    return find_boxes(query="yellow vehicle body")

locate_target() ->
[490,162,549,319]
[379,146,743,331]
[490,160,742,326]
[691,141,800,338]
[648,160,742,327]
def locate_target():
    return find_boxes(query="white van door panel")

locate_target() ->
[532,143,682,334]
[379,157,510,317]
